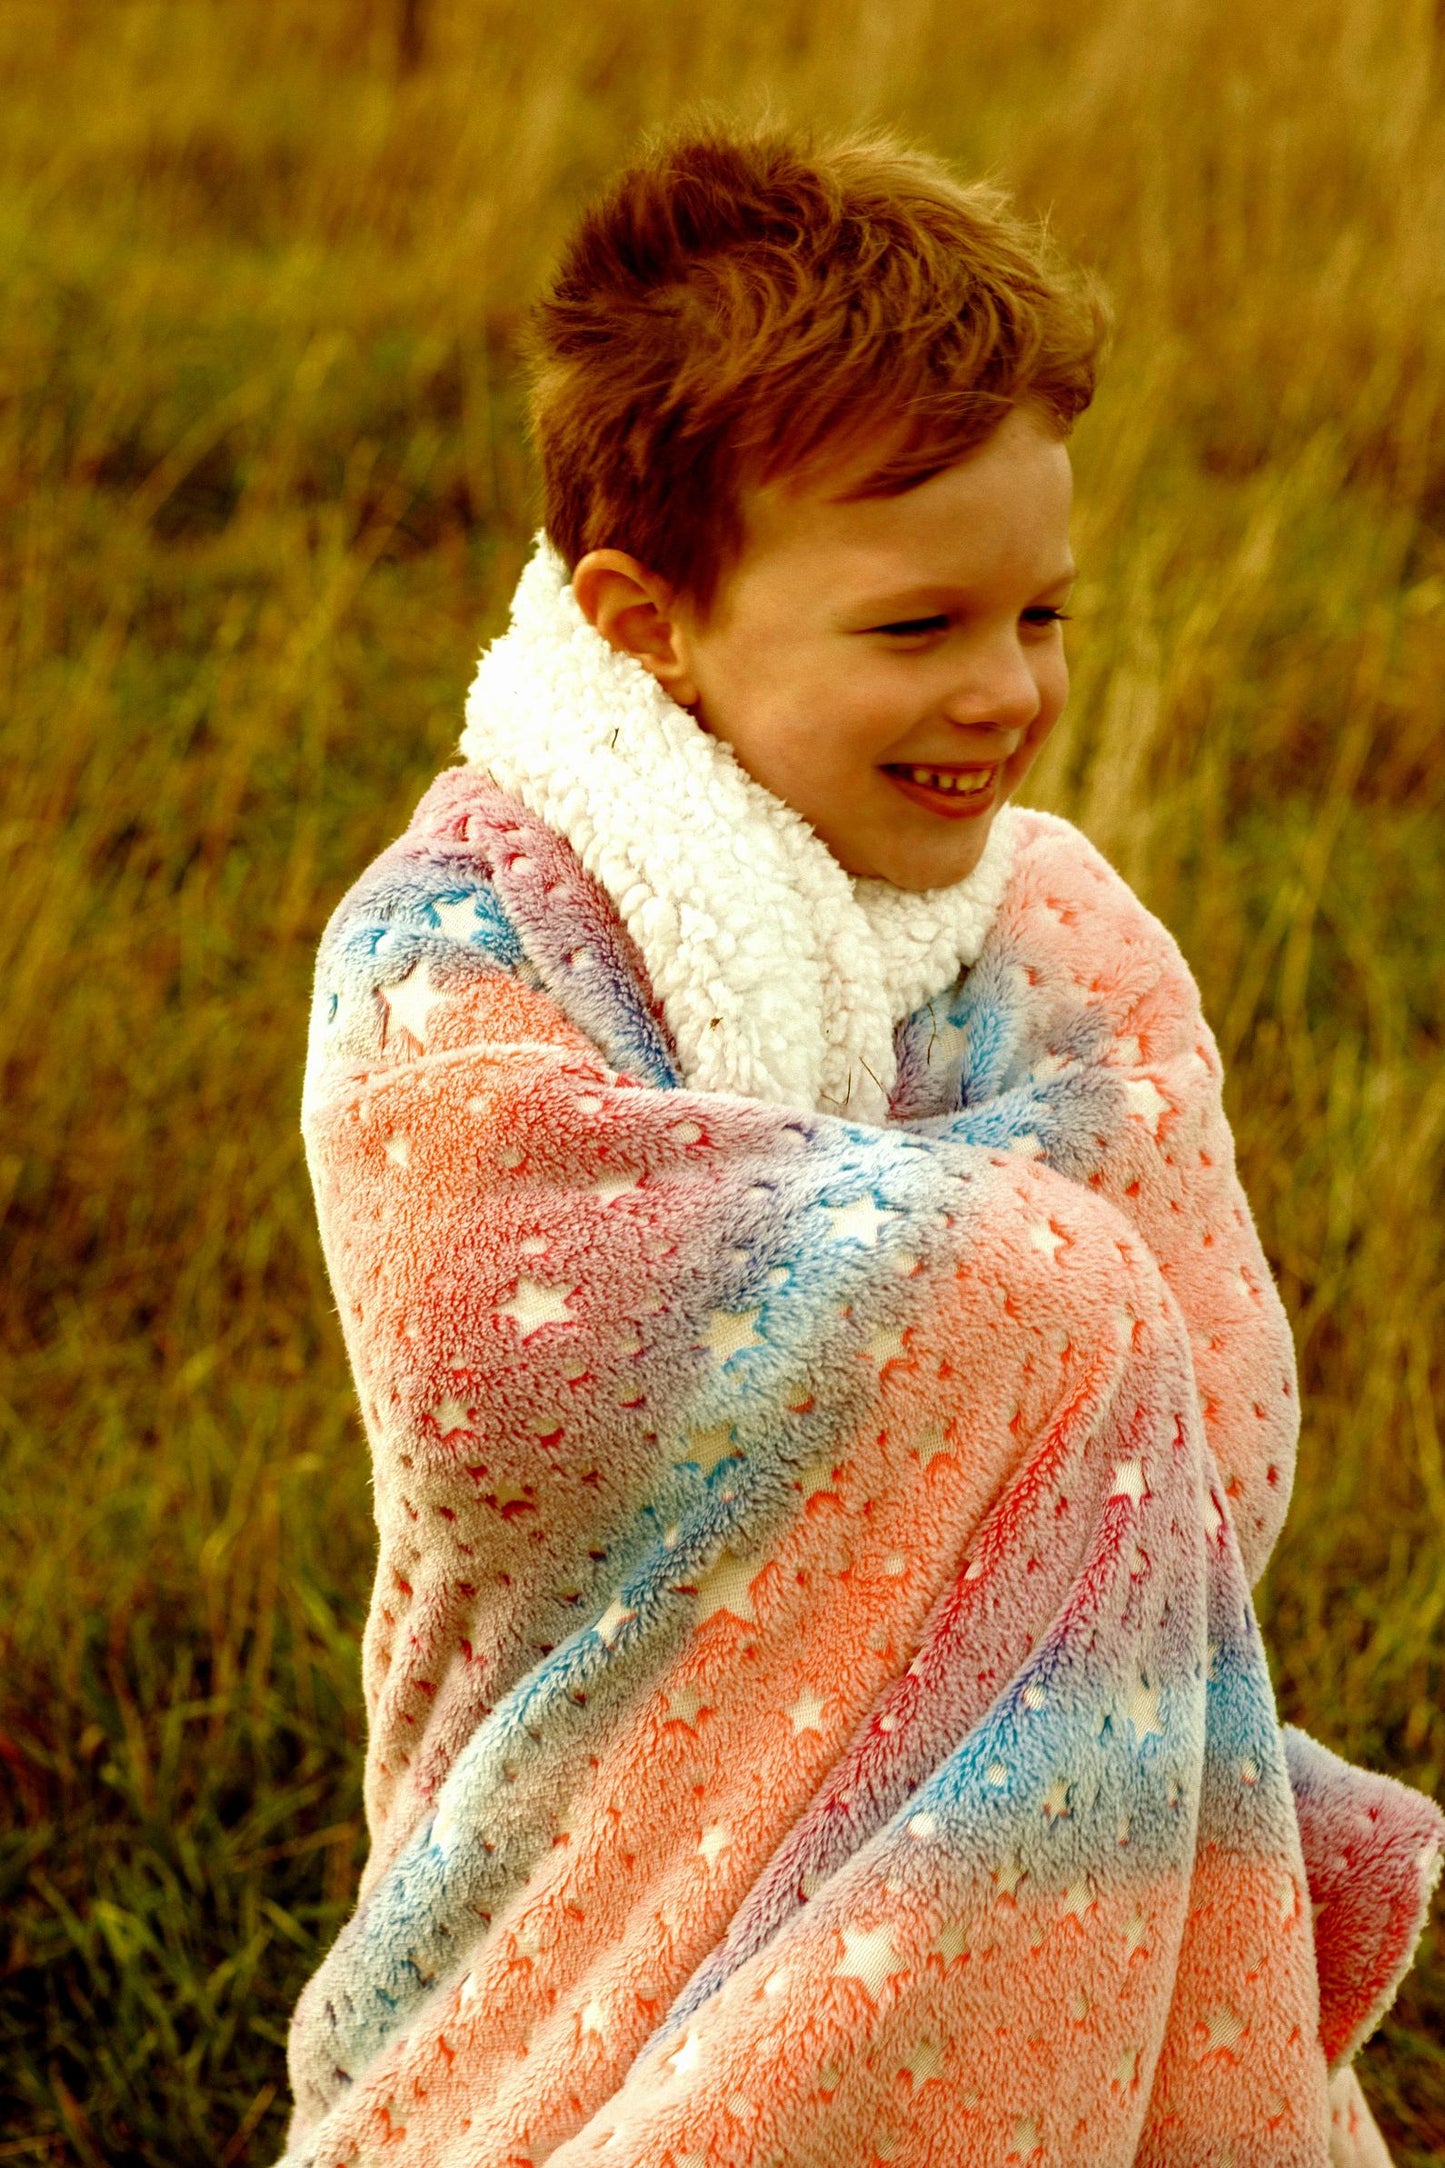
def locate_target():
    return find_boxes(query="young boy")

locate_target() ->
[280,126,1439,2168]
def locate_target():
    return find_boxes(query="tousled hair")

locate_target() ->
[526,122,1109,613]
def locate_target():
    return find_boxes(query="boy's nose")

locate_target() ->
[939,646,1041,743]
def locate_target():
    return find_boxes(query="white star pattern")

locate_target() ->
[1123,1076,1171,1135]
[383,960,444,1047]
[383,1133,411,1167]
[1124,1675,1164,1742]
[822,1196,897,1247]
[862,1322,908,1366]
[1030,1052,1072,1083]
[678,1424,741,1477]
[667,2031,703,2079]
[579,1997,607,2039]
[933,1917,970,1960]
[497,1278,574,1335]
[592,1170,638,1202]
[664,1682,707,1726]
[594,1597,637,1649]
[911,1423,953,1465]
[786,1687,827,1734]
[1060,1877,1095,1922]
[1028,1219,1066,1258]
[1200,2006,1246,2056]
[703,1308,763,1363]
[1111,1459,1147,1502]
[691,1546,764,1624]
[832,1922,907,2000]
[698,1822,731,1867]
[431,1397,472,1437]
[925,1016,969,1067]
[1012,2116,1043,2157]
[1042,1776,1072,1821]
[432,894,485,941]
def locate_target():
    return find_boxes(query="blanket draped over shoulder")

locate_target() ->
[281,548,1441,2168]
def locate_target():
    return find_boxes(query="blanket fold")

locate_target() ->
[282,557,1440,2168]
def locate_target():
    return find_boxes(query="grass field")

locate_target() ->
[1,1,1442,2160]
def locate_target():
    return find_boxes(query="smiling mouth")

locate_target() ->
[881,763,1000,818]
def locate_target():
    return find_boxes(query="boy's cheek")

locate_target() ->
[1007,704,1064,790]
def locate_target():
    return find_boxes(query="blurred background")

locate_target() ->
[1,0,1442,2160]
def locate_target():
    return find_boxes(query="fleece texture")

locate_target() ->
[280,550,1442,2168]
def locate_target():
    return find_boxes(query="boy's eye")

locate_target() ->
[871,615,951,637]
[868,606,1073,638]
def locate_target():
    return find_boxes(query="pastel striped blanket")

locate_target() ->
[282,556,1440,2167]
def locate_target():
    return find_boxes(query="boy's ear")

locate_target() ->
[571,550,700,707]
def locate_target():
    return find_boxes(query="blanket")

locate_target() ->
[281,545,1441,2167]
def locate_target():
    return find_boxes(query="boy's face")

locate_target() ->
[573,401,1076,891]
[683,404,1075,887]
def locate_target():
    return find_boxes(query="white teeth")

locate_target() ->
[903,766,992,795]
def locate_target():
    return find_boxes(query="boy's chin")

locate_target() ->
[831,816,995,890]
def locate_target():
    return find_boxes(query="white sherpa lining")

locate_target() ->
[459,536,1018,1120]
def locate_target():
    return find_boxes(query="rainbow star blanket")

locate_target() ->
[280,545,1441,2168]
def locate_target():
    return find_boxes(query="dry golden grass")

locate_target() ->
[0,1,1442,2160]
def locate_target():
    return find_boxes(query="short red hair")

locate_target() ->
[526,123,1108,613]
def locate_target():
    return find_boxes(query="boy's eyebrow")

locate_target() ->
[844,563,1078,617]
